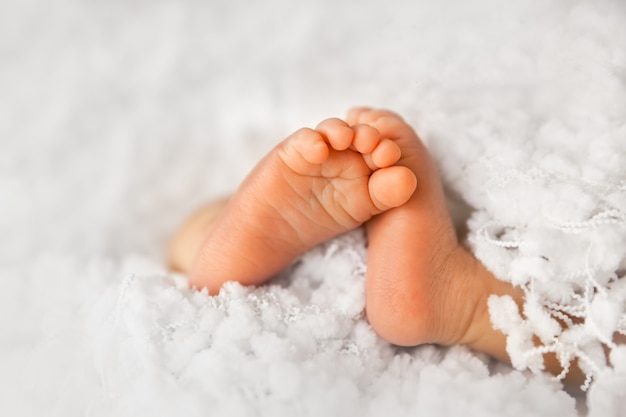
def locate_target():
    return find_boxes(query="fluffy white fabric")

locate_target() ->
[1,0,624,415]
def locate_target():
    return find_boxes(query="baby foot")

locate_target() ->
[187,117,417,294]
[348,108,520,363]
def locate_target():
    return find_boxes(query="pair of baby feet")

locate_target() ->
[168,108,518,366]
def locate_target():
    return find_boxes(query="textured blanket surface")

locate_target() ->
[2,0,625,416]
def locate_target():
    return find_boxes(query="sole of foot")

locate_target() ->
[180,117,417,294]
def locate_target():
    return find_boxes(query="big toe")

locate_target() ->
[368,166,417,210]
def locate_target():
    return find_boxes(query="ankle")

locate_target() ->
[455,249,519,363]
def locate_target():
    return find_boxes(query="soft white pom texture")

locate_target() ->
[1,0,624,416]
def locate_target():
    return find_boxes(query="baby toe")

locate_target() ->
[283,128,329,165]
[371,138,402,168]
[346,107,374,125]
[368,166,417,210]
[352,124,381,154]
[348,108,408,138]
[316,117,354,151]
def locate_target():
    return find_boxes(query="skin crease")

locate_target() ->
[185,116,417,294]
[168,108,619,390]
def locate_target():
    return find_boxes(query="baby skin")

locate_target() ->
[168,108,521,373]
[171,116,418,294]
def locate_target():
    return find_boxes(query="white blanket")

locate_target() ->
[2,0,625,415]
